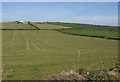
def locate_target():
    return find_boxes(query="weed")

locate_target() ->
[84,71,116,80]
[78,68,87,75]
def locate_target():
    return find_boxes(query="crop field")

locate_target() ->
[2,22,35,29]
[2,22,118,80]
[48,22,119,31]
[49,22,119,39]
[61,29,119,38]
[32,22,71,29]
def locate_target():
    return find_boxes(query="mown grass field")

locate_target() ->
[2,22,35,29]
[61,29,119,38]
[48,22,119,31]
[2,22,118,80]
[32,22,71,29]
[48,22,119,39]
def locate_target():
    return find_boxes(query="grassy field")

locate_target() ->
[48,22,119,31]
[61,29,119,38]
[2,22,118,80]
[2,22,35,29]
[48,22,119,39]
[32,22,71,29]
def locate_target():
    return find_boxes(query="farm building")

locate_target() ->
[17,21,30,24]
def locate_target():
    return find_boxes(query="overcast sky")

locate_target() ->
[2,2,118,26]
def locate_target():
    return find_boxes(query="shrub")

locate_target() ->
[78,68,87,75]
[84,71,116,80]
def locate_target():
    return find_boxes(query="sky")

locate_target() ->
[1,0,120,2]
[2,2,118,26]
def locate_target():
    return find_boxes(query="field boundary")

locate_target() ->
[48,22,119,32]
[60,28,119,32]
[56,30,120,40]
[0,29,39,30]
[28,23,40,30]
[1,29,120,40]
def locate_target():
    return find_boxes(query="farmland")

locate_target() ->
[2,22,35,29]
[2,22,118,80]
[48,22,119,39]
[32,22,71,29]
[48,22,119,31]
[61,29,119,38]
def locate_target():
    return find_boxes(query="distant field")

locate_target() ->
[2,22,36,29]
[48,22,119,39]
[61,29,119,38]
[48,22,119,32]
[32,22,71,29]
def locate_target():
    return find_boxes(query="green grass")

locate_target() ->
[48,22,119,39]
[3,29,118,80]
[32,22,71,29]
[2,22,36,29]
[2,22,118,80]
[61,29,119,38]
[48,22,119,32]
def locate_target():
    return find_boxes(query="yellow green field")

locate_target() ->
[2,22,118,80]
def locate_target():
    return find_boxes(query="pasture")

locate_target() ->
[49,22,119,39]
[2,22,118,80]
[48,22,119,31]
[61,29,119,38]
[2,22,35,29]
[32,22,71,29]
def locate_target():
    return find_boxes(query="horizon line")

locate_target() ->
[1,21,119,27]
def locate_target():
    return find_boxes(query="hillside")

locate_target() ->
[31,22,71,30]
[2,22,118,80]
[48,22,119,39]
[2,22,36,29]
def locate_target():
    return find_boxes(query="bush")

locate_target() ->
[84,71,116,80]
[78,68,87,75]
